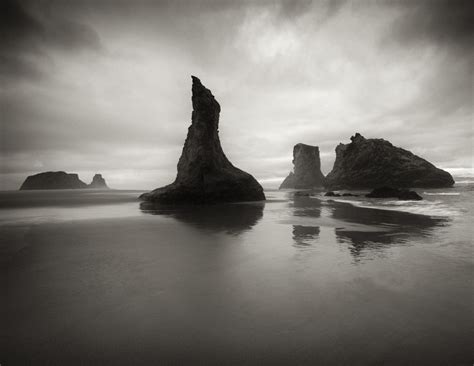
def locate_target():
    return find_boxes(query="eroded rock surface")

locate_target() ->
[325,133,454,189]
[280,144,325,189]
[140,76,265,203]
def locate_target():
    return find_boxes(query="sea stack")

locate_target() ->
[19,171,88,190]
[88,174,109,189]
[140,76,265,203]
[325,133,454,189]
[280,144,325,189]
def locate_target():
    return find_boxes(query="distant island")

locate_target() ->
[20,171,109,190]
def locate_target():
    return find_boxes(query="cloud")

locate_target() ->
[380,0,473,116]
[384,0,474,51]
[0,0,102,83]
[1,0,472,190]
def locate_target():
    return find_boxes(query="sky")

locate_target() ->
[1,0,473,190]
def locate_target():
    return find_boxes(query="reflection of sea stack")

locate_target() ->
[331,200,446,258]
[140,76,265,203]
[89,174,109,189]
[280,144,325,189]
[20,171,88,190]
[292,225,320,246]
[325,133,454,189]
[140,202,264,235]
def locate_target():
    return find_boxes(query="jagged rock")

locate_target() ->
[366,186,423,201]
[325,191,358,197]
[280,144,325,189]
[19,171,88,190]
[88,174,109,189]
[325,133,454,189]
[140,76,265,204]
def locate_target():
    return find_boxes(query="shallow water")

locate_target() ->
[1,185,473,365]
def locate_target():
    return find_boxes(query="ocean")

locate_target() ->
[1,182,473,365]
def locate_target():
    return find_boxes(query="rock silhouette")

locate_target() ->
[89,174,109,189]
[20,171,88,190]
[366,186,422,201]
[140,76,265,203]
[280,144,325,189]
[325,133,454,189]
[324,191,359,197]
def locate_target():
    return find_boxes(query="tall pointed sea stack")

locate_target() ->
[280,143,325,189]
[140,76,265,203]
[325,133,455,189]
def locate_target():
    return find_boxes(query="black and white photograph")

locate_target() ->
[1,0,473,364]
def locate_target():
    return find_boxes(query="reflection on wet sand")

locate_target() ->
[286,195,448,257]
[330,201,447,257]
[288,196,322,247]
[292,225,320,247]
[139,201,264,235]
[291,195,322,217]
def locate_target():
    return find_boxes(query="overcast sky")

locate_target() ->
[1,0,473,190]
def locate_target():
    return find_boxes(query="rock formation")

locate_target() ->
[88,174,109,189]
[19,171,88,190]
[280,143,325,189]
[325,133,454,189]
[140,76,265,203]
[324,191,359,197]
[366,186,423,201]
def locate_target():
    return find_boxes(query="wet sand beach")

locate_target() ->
[1,188,473,365]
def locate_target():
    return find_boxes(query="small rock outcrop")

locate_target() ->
[140,76,265,204]
[325,133,454,189]
[324,191,359,197]
[19,171,88,190]
[366,186,423,201]
[280,144,325,189]
[88,174,109,189]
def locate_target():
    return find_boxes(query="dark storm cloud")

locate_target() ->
[0,0,102,82]
[381,0,473,116]
[277,0,313,18]
[386,0,474,51]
